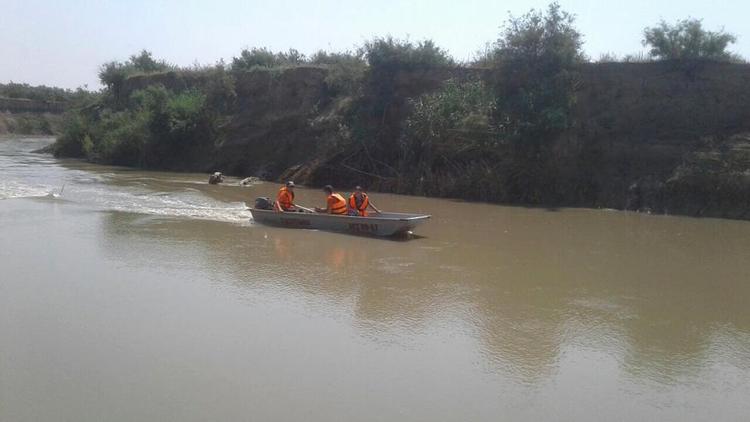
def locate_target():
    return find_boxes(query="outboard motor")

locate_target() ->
[254,197,272,210]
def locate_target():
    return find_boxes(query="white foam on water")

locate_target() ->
[1,139,250,224]
[0,180,58,200]
[110,195,251,223]
[1,177,251,223]
[63,182,251,223]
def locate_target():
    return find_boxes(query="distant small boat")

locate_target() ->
[249,208,431,237]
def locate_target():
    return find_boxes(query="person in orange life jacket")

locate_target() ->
[348,185,381,217]
[314,185,348,215]
[274,181,297,212]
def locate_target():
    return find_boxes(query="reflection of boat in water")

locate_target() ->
[249,208,431,237]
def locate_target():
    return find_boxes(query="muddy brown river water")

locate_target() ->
[1,137,749,421]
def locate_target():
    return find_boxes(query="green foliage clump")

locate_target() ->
[309,51,366,95]
[0,82,73,102]
[380,3,588,204]
[361,37,455,69]
[484,3,586,203]
[398,79,499,198]
[347,37,456,157]
[55,112,89,157]
[403,79,496,163]
[99,50,173,86]
[231,48,306,72]
[491,2,584,143]
[56,50,233,168]
[643,18,738,61]
[189,63,237,114]
[99,50,173,104]
[137,86,215,167]
[55,85,219,169]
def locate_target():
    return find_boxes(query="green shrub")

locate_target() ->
[397,79,500,197]
[490,2,584,144]
[37,118,53,135]
[98,110,149,165]
[309,51,367,95]
[0,82,73,102]
[54,112,89,157]
[403,79,496,164]
[128,85,215,167]
[55,83,218,169]
[469,43,496,68]
[361,37,455,69]
[344,37,456,163]
[201,64,236,113]
[99,50,173,105]
[643,18,739,61]
[231,47,306,72]
[15,116,34,134]
[81,135,94,157]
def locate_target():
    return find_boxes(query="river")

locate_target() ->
[1,137,749,421]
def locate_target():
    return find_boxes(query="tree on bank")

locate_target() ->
[395,3,587,203]
[491,2,584,145]
[99,50,173,104]
[643,18,738,61]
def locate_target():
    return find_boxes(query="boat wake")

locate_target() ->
[98,191,250,223]
[0,180,60,200]
[1,137,251,223]
[2,177,250,223]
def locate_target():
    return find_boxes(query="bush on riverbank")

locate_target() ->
[55,84,223,168]
[397,78,499,198]
[99,50,174,106]
[0,82,76,103]
[315,3,587,205]
[490,3,584,145]
[643,18,739,62]
[333,37,458,172]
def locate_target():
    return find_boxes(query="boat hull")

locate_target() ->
[249,209,430,237]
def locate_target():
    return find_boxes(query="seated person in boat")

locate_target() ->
[274,181,297,212]
[348,185,381,217]
[315,185,348,215]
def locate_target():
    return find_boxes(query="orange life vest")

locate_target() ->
[327,193,348,215]
[274,186,294,211]
[348,192,369,217]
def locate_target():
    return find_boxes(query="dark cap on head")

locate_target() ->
[323,185,334,193]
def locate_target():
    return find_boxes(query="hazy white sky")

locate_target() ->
[1,0,748,89]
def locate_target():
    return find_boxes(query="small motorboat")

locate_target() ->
[249,205,431,237]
